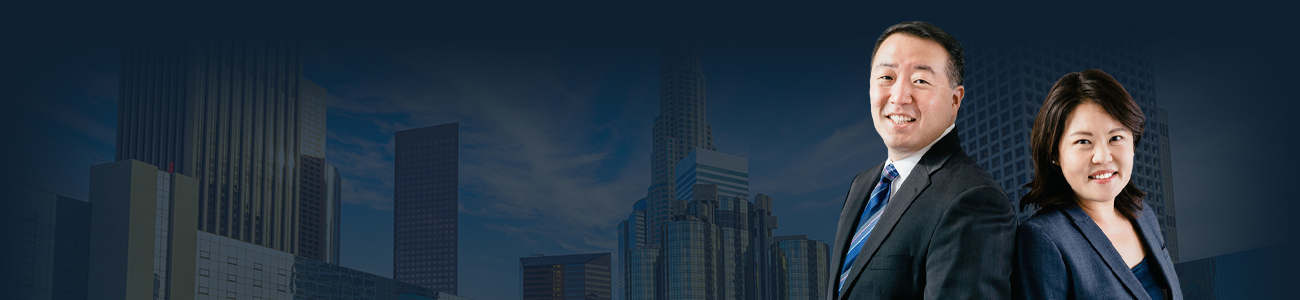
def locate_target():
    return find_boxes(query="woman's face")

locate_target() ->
[1057,101,1134,204]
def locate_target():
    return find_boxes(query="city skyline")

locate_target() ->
[2,2,1297,300]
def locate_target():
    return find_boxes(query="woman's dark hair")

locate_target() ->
[1021,69,1147,219]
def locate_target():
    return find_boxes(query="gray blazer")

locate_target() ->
[1013,204,1183,300]
[827,132,1018,300]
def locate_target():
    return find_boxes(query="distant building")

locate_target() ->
[770,235,829,300]
[1174,245,1295,300]
[520,253,612,300]
[297,78,341,264]
[675,149,749,202]
[88,160,468,300]
[648,40,717,247]
[394,122,460,293]
[0,183,92,300]
[116,34,313,254]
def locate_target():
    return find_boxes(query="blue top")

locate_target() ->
[1130,256,1166,300]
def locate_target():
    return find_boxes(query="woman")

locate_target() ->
[1013,69,1181,300]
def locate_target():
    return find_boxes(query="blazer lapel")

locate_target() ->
[1136,208,1183,299]
[829,163,883,299]
[1063,206,1150,300]
[840,132,961,297]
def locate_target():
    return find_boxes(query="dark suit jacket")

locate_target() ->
[827,132,1018,300]
[1013,204,1183,300]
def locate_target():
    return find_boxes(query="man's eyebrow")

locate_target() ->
[914,65,935,73]
[876,62,897,68]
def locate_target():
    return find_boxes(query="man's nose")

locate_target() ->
[889,80,912,105]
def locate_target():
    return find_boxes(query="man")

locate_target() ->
[827,21,1017,299]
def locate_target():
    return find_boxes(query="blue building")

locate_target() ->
[520,253,612,300]
[394,122,460,293]
[1174,245,1296,300]
[0,183,92,300]
[770,235,829,300]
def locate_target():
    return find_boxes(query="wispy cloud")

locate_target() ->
[320,37,650,253]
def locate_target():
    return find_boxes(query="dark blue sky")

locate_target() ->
[2,1,1297,299]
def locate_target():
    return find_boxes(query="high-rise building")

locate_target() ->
[769,235,829,300]
[297,78,341,263]
[1174,245,1295,300]
[750,194,778,300]
[394,122,460,293]
[115,34,311,253]
[959,39,1179,261]
[675,149,749,202]
[649,40,716,246]
[87,160,467,300]
[618,199,657,300]
[520,253,612,300]
[87,159,199,300]
[0,184,92,300]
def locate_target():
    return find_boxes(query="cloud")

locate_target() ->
[320,37,650,253]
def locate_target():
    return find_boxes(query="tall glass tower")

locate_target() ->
[649,40,716,246]
[115,33,309,253]
[394,122,460,293]
[959,39,1179,261]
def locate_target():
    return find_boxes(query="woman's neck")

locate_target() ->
[1077,198,1124,225]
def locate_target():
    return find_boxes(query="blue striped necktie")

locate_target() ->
[839,163,899,294]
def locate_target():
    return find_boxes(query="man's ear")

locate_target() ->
[951,85,965,115]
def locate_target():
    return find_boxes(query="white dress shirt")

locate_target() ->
[886,124,955,199]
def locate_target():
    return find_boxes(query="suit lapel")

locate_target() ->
[829,163,883,299]
[839,132,960,297]
[1063,206,1150,300]
[1136,208,1183,299]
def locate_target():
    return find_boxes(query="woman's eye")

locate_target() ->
[1074,139,1091,145]
[1110,135,1124,142]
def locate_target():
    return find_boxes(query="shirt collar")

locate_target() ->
[887,124,955,180]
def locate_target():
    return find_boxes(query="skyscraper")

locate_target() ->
[115,33,312,253]
[649,40,716,246]
[297,78,341,263]
[674,149,749,202]
[393,122,460,293]
[519,253,613,300]
[0,184,92,300]
[769,235,829,300]
[618,199,656,300]
[959,39,1179,261]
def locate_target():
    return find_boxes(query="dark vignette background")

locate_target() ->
[2,1,1297,299]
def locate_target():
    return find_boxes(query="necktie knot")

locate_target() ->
[883,163,899,182]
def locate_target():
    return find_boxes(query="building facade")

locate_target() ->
[959,39,1179,261]
[769,235,829,300]
[0,184,93,300]
[520,253,612,300]
[88,160,466,300]
[649,40,717,247]
[88,159,199,300]
[115,33,318,254]
[1174,245,1295,300]
[675,149,749,202]
[394,122,460,293]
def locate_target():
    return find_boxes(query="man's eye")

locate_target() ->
[879,75,894,81]
[914,79,929,85]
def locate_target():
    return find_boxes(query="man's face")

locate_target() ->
[870,34,964,158]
